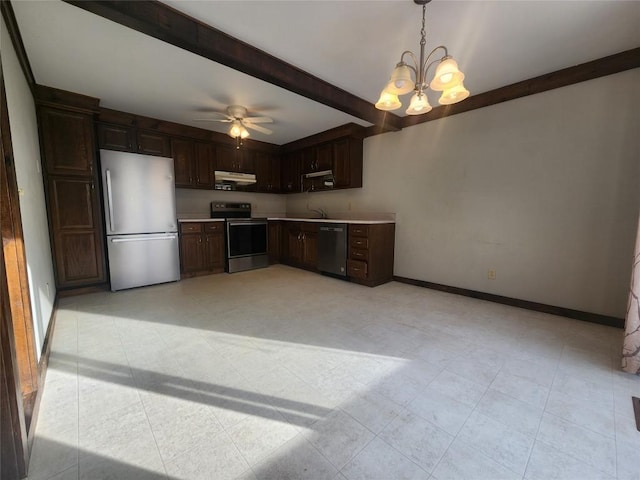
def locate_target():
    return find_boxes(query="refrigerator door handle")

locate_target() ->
[105,169,115,233]
[111,235,177,243]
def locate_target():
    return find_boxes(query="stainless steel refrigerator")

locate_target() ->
[100,149,180,291]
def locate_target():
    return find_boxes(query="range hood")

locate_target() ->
[302,169,335,189]
[214,170,257,185]
[303,169,333,179]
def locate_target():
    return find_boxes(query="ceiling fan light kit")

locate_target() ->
[194,104,273,148]
[376,0,469,116]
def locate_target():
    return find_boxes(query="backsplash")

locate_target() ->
[175,188,286,218]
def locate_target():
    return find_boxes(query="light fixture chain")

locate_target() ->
[417,3,427,89]
[421,4,426,48]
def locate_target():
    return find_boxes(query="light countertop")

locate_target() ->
[178,218,225,223]
[178,217,394,224]
[267,217,395,224]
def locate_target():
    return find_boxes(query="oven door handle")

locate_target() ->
[227,220,268,226]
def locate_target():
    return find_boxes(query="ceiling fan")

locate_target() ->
[194,105,273,139]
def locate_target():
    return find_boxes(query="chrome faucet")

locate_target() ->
[309,208,328,219]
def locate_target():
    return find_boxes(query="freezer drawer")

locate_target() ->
[107,233,180,291]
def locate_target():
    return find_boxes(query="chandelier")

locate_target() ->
[375,0,469,115]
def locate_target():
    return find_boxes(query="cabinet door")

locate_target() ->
[237,148,255,173]
[96,123,135,152]
[39,107,95,176]
[332,138,351,188]
[137,130,171,157]
[194,142,215,188]
[267,154,281,193]
[268,221,281,263]
[204,233,225,270]
[216,144,236,172]
[48,177,105,286]
[285,225,303,264]
[172,138,194,187]
[315,143,334,172]
[255,151,280,193]
[302,229,318,269]
[300,147,317,173]
[281,152,302,193]
[179,234,204,274]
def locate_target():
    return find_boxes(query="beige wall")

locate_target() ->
[287,69,640,318]
[176,188,287,218]
[2,18,56,358]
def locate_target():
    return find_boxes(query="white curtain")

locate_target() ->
[622,213,640,375]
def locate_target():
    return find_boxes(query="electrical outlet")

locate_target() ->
[488,269,496,280]
[46,282,50,298]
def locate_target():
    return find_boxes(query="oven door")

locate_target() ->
[226,220,269,273]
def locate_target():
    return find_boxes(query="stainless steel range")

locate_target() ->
[210,202,268,273]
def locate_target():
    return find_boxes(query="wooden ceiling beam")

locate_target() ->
[63,0,403,132]
[402,47,640,129]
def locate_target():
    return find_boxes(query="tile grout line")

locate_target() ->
[520,341,562,479]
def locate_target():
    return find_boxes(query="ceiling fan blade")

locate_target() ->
[245,123,272,135]
[193,117,233,123]
[244,116,273,124]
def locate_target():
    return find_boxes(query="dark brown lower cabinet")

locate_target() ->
[47,177,106,288]
[282,222,318,270]
[268,221,281,264]
[279,220,395,286]
[347,223,395,287]
[179,222,225,277]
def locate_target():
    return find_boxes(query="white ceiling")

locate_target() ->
[11,1,640,145]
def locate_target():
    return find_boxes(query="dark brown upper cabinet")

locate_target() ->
[300,137,363,192]
[172,139,216,189]
[194,142,216,188]
[216,144,255,173]
[255,151,281,193]
[171,138,195,187]
[96,123,135,152]
[39,107,95,176]
[96,123,171,157]
[137,129,171,157]
[281,150,302,193]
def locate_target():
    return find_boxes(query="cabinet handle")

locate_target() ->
[198,238,202,243]
[105,169,115,232]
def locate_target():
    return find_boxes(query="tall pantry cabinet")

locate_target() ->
[36,87,106,290]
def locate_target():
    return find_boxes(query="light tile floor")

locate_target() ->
[28,265,639,480]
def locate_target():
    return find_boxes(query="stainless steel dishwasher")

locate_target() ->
[317,223,348,276]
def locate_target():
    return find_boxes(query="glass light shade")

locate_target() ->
[385,63,415,95]
[405,91,432,115]
[240,126,250,139]
[429,57,465,91]
[228,120,242,138]
[375,89,402,111]
[438,83,470,105]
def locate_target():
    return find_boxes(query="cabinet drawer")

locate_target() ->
[180,223,203,234]
[347,259,368,279]
[349,225,369,237]
[349,248,368,261]
[204,222,223,233]
[350,237,369,249]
